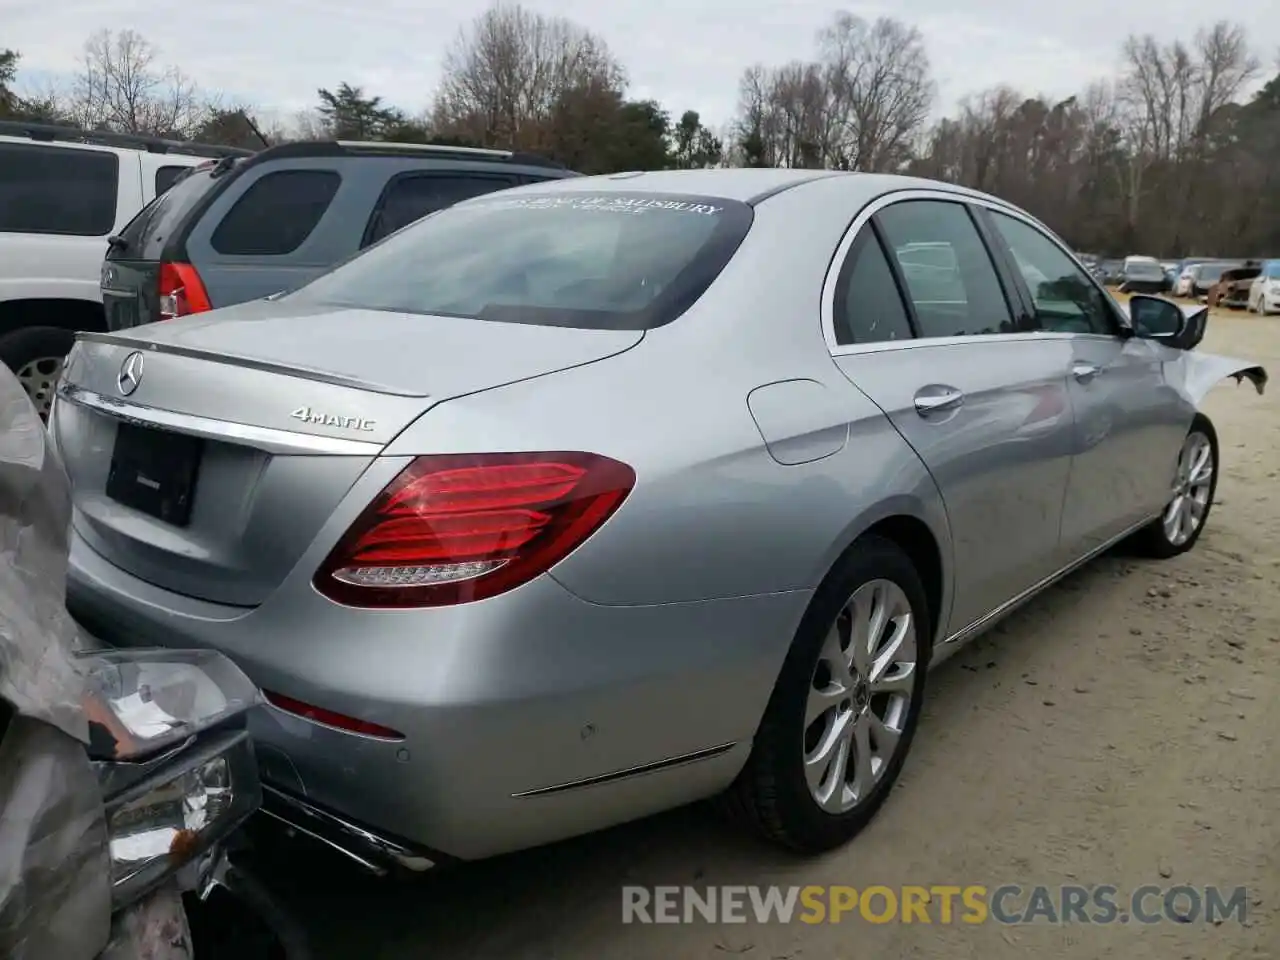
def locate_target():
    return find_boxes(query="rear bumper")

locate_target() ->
[67,529,806,861]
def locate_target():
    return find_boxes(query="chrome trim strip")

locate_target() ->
[819,187,1132,356]
[259,785,437,876]
[942,515,1153,647]
[56,383,384,457]
[74,331,429,398]
[512,742,738,798]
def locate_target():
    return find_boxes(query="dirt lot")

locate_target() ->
[265,310,1280,960]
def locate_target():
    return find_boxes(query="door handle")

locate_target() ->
[913,385,965,416]
[1072,362,1102,382]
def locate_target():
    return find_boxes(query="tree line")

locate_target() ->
[3,7,1280,257]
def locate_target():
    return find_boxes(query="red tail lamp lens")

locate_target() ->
[313,452,635,608]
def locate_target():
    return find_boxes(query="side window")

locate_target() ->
[989,211,1115,335]
[0,142,119,236]
[211,169,342,256]
[154,165,190,196]
[363,174,517,247]
[876,200,1014,338]
[833,230,914,346]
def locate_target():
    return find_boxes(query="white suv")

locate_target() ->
[0,121,252,416]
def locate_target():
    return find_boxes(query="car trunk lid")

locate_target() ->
[53,303,643,607]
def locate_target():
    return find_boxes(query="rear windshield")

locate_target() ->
[1126,260,1163,278]
[286,191,753,330]
[111,164,226,260]
[1197,263,1231,282]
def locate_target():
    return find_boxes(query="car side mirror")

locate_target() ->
[1129,295,1206,350]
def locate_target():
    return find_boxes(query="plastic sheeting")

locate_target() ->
[0,369,112,959]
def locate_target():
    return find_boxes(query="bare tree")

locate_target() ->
[819,14,934,171]
[432,2,625,150]
[731,13,933,172]
[67,29,208,137]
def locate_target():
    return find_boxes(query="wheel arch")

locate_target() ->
[814,499,952,650]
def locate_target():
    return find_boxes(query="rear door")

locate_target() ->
[828,194,1076,637]
[981,208,1188,556]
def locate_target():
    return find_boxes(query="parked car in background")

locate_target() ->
[1208,262,1262,310]
[56,169,1267,868]
[99,140,577,339]
[1160,261,1180,285]
[1118,255,1170,294]
[1247,259,1280,315]
[1096,259,1125,285]
[1173,262,1206,297]
[1187,260,1239,299]
[0,121,252,417]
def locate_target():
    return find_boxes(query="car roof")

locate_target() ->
[496,168,1013,208]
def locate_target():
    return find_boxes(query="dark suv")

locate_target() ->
[101,140,577,330]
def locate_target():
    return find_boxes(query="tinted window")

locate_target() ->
[290,192,753,330]
[211,169,341,256]
[155,165,190,196]
[363,174,517,247]
[1125,259,1163,279]
[834,231,914,345]
[990,212,1115,335]
[876,201,1013,338]
[112,166,222,261]
[0,142,118,236]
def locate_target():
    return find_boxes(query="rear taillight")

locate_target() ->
[314,452,635,608]
[158,261,212,320]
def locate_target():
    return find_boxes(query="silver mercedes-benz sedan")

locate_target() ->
[53,169,1267,870]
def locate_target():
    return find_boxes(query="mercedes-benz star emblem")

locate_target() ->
[117,351,145,396]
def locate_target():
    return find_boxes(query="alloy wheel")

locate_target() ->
[1163,430,1214,546]
[803,578,917,815]
[15,354,64,420]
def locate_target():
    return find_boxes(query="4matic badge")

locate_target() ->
[290,406,377,432]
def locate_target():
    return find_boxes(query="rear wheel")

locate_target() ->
[723,536,930,853]
[1132,416,1218,559]
[0,326,77,420]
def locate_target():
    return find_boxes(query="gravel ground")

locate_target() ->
[257,311,1280,960]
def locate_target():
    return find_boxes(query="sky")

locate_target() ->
[6,0,1275,131]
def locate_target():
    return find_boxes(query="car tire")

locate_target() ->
[0,325,77,420]
[721,535,931,854]
[1132,415,1219,560]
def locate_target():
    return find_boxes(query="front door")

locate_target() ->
[980,208,1188,558]
[828,198,1076,636]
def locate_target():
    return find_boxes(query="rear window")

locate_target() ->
[289,191,753,330]
[154,164,191,196]
[211,169,342,256]
[1125,260,1163,278]
[0,142,119,236]
[1198,263,1229,282]
[112,165,222,260]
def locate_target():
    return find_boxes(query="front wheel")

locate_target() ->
[722,536,930,853]
[1132,416,1218,559]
